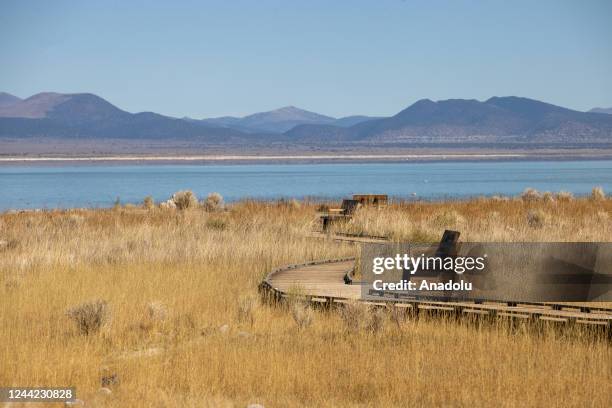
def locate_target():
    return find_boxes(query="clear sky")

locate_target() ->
[1,0,611,118]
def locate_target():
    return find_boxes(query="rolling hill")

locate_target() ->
[200,106,374,133]
[0,92,251,142]
[0,92,22,108]
[286,97,612,145]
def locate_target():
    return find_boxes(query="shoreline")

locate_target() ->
[0,153,525,162]
[1,152,612,164]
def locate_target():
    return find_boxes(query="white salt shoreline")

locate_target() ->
[0,153,527,162]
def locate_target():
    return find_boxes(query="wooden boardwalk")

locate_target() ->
[261,233,612,331]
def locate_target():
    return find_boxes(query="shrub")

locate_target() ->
[159,200,176,210]
[290,301,314,330]
[139,301,168,332]
[203,192,224,212]
[541,191,555,203]
[591,186,605,201]
[66,300,110,335]
[526,209,547,229]
[520,188,540,202]
[555,191,574,202]
[143,196,155,209]
[171,190,198,210]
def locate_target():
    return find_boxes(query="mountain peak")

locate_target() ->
[414,98,435,105]
[0,91,128,121]
[0,92,22,108]
[228,105,336,133]
[276,105,301,112]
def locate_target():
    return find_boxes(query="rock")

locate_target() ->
[237,331,253,338]
[218,324,230,334]
[98,387,112,396]
[247,404,265,408]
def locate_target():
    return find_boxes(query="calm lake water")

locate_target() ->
[1,160,611,210]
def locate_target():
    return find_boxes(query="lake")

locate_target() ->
[1,160,611,210]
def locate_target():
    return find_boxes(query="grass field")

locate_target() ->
[0,194,610,407]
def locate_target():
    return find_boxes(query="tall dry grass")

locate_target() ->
[332,192,612,242]
[0,197,610,407]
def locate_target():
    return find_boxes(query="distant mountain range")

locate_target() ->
[198,106,375,133]
[1,91,612,151]
[286,97,612,144]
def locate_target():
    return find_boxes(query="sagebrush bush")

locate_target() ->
[526,209,547,229]
[491,195,506,201]
[521,188,541,202]
[290,301,314,330]
[542,191,555,203]
[171,190,198,210]
[203,192,224,212]
[556,191,574,202]
[591,186,605,201]
[143,196,155,209]
[159,200,176,210]
[66,300,110,335]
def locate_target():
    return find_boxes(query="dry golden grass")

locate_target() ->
[0,197,610,407]
[333,195,612,242]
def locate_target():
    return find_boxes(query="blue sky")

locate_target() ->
[1,0,611,118]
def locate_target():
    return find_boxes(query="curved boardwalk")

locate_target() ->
[265,258,360,299]
[261,233,612,331]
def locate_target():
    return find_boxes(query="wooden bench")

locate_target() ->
[321,199,360,231]
[352,194,388,207]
